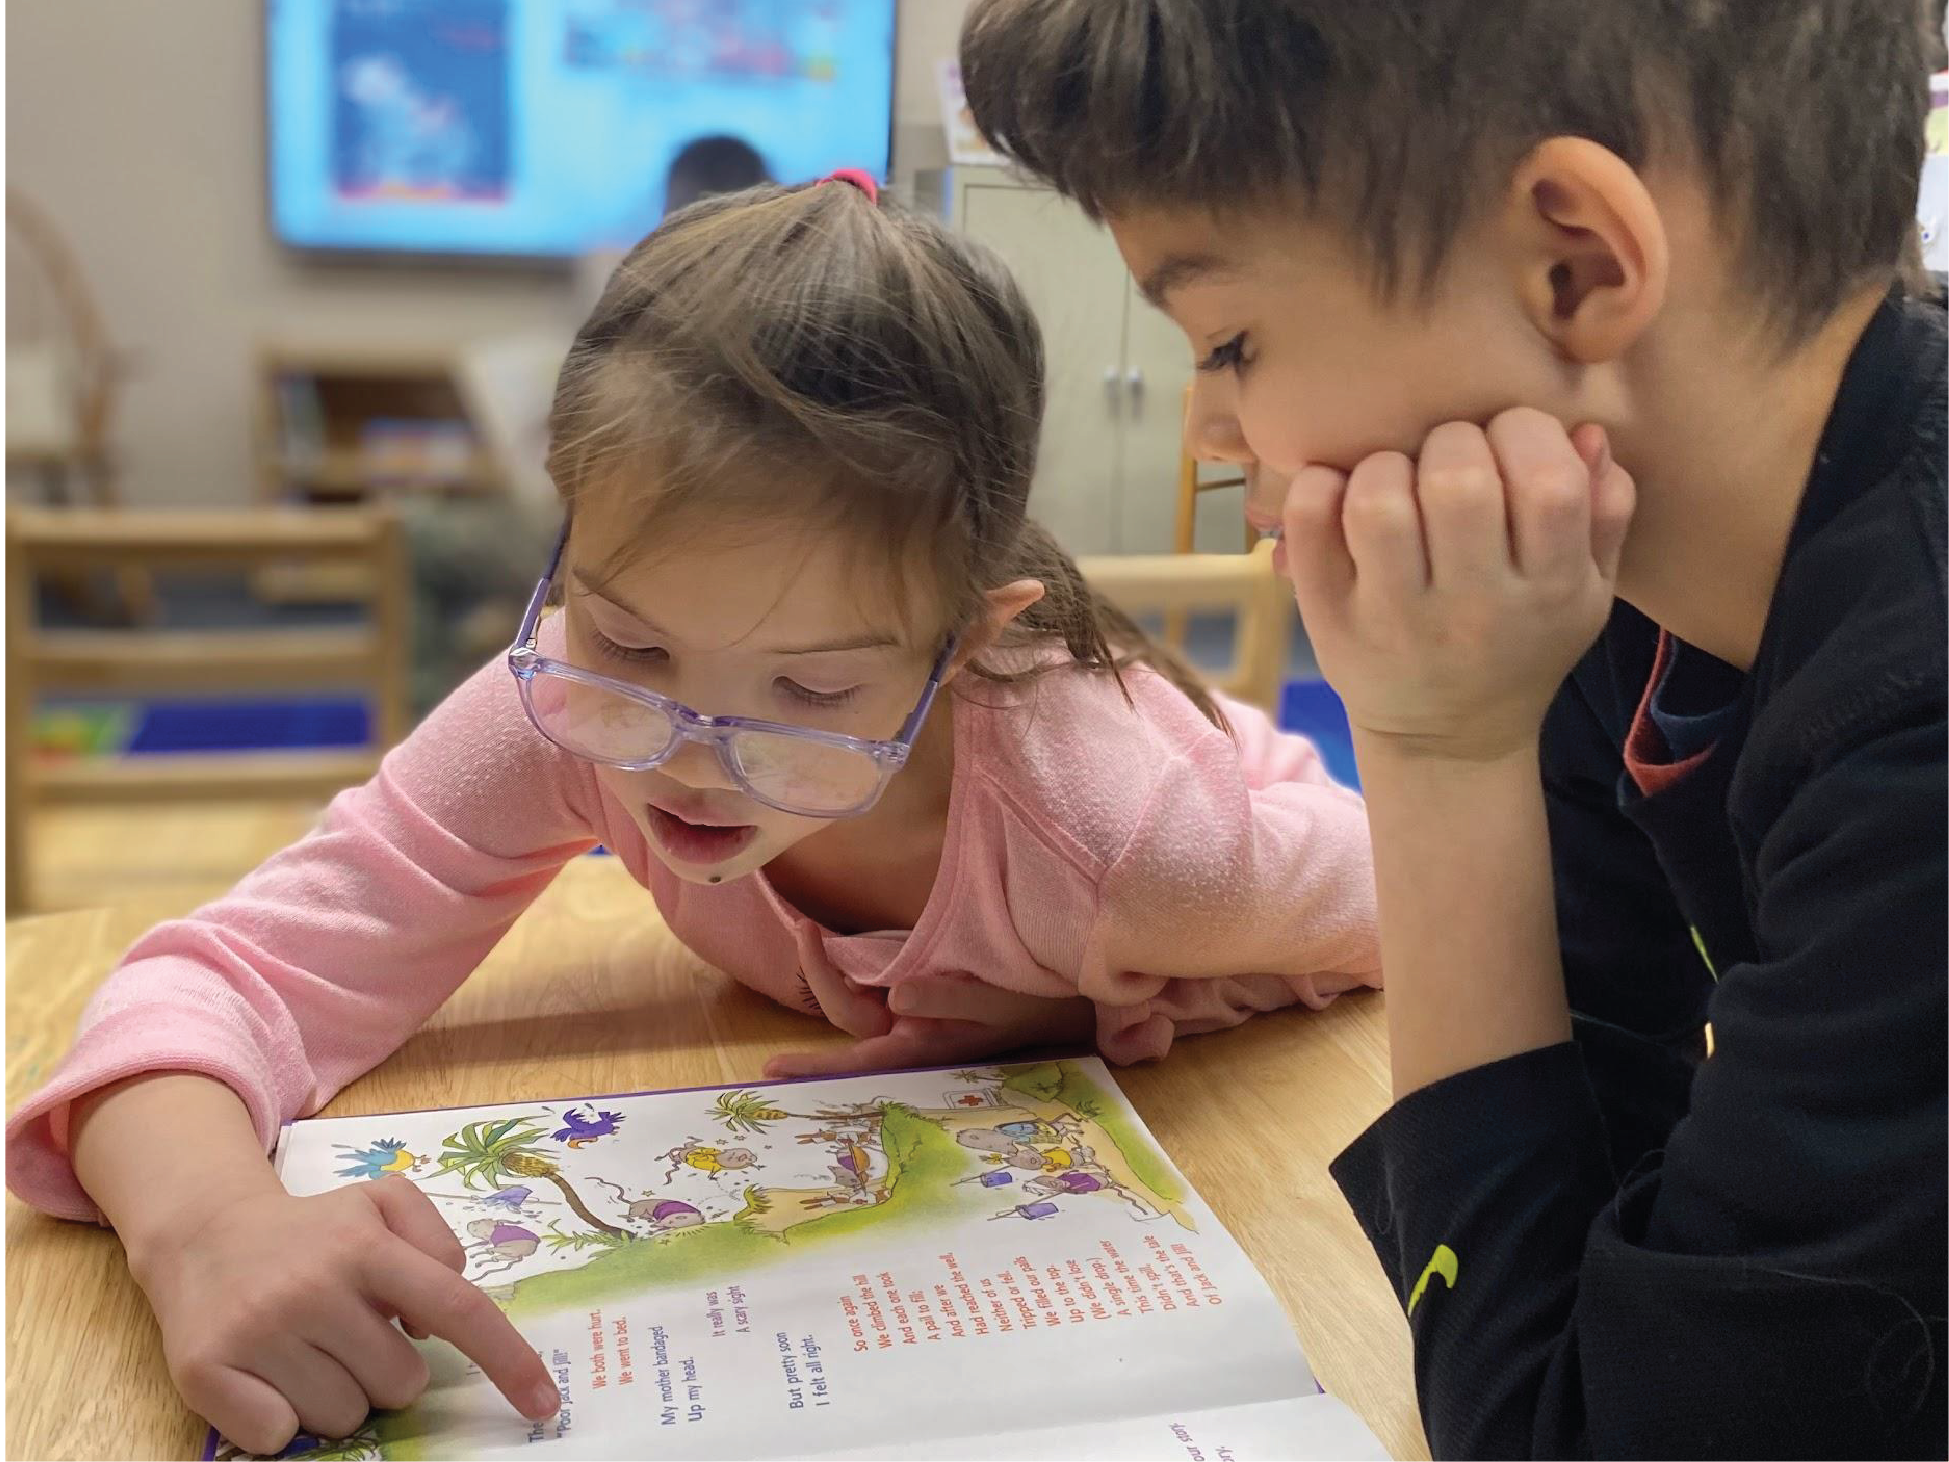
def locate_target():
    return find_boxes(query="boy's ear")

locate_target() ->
[944,579,1045,681]
[1503,136,1669,364]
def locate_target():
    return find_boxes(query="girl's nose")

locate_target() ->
[1184,374,1256,466]
[661,735,739,792]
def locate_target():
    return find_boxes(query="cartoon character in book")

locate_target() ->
[661,1140,758,1182]
[987,1143,1089,1174]
[465,1220,540,1277]
[550,1106,626,1148]
[826,1138,877,1195]
[476,1184,544,1215]
[1025,1168,1162,1219]
[424,1182,552,1218]
[333,1138,424,1181]
[954,1126,1020,1155]
[626,1196,707,1232]
[994,1115,1084,1147]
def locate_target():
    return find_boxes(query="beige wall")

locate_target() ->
[6,0,969,508]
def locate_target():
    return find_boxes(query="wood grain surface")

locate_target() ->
[5,856,1426,1460]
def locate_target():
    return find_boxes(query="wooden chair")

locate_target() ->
[6,189,125,505]
[1080,540,1294,712]
[6,509,410,914]
[1174,382,1255,554]
[1167,384,1255,647]
[7,188,154,620]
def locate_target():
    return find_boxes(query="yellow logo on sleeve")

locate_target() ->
[1407,1244,1459,1316]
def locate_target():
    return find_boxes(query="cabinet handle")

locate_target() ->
[1126,367,1145,394]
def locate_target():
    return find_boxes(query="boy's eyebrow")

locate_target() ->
[1138,251,1237,309]
[571,571,901,656]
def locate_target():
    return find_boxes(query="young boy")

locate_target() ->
[955,2,1946,1455]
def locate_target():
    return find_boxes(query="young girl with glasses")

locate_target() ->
[6,175,1378,1453]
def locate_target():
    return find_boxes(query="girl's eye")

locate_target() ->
[1196,332,1250,375]
[778,679,861,709]
[590,629,666,666]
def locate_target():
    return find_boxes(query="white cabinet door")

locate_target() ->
[1115,281,1199,553]
[958,181,1128,557]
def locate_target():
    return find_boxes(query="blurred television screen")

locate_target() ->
[266,0,895,258]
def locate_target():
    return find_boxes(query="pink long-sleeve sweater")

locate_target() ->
[6,630,1379,1221]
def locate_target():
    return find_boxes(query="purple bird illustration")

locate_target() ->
[551,1106,625,1149]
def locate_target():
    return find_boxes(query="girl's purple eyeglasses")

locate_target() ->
[507,524,955,820]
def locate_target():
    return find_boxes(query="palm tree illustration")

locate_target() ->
[434,1117,625,1237]
[710,1090,883,1137]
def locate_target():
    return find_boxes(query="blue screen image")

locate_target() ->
[268,0,896,257]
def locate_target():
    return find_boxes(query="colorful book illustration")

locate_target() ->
[209,1060,1388,1461]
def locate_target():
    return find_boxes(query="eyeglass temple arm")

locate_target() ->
[514,521,573,652]
[894,638,959,746]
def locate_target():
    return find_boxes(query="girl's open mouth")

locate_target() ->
[646,807,759,866]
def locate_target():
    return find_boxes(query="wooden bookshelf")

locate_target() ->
[251,342,505,599]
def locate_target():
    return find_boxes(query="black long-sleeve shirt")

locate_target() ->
[1331,291,1947,1459]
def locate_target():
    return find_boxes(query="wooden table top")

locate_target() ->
[6,856,1426,1461]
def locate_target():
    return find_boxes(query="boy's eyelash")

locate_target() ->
[1196,333,1249,374]
[780,679,860,709]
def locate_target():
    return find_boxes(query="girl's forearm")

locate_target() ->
[68,1073,285,1279]
[1353,734,1571,1098]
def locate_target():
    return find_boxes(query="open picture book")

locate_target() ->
[211,1059,1389,1461]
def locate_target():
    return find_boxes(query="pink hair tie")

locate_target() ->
[817,168,880,203]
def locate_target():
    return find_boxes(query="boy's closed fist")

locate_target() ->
[1281,408,1635,763]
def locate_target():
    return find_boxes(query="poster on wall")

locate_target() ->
[331,0,512,204]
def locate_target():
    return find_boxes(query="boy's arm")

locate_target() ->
[1352,738,1568,1097]
[1537,670,1709,1164]
[1331,709,1946,1458]
[1283,410,1941,1456]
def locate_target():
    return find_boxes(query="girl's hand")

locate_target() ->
[128,1175,558,1455]
[1281,410,1635,763]
[766,978,1095,1078]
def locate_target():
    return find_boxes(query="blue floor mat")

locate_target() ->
[125,698,371,755]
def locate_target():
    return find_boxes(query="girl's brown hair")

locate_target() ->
[546,181,1224,727]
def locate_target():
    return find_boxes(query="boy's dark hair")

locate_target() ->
[960,0,1934,336]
